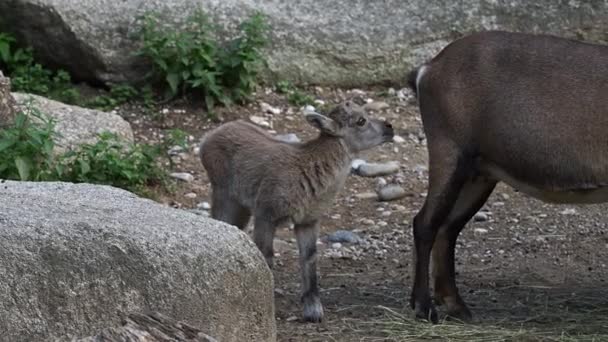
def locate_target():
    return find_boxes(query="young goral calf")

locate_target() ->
[200,101,394,322]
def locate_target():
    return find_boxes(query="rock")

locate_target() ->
[0,181,275,341]
[392,135,406,144]
[170,172,195,182]
[274,133,301,144]
[350,159,366,171]
[302,105,316,114]
[184,192,197,199]
[560,208,577,216]
[11,93,134,153]
[354,192,378,200]
[356,161,400,177]
[474,228,489,235]
[474,212,489,222]
[331,242,343,249]
[249,115,271,128]
[260,102,281,115]
[197,201,212,210]
[68,312,218,342]
[363,101,389,111]
[326,230,362,244]
[377,185,407,201]
[2,1,607,86]
[0,71,16,127]
[168,145,186,156]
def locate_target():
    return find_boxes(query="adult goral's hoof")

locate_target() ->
[446,305,473,323]
[413,301,438,324]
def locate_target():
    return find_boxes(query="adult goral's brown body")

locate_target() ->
[408,31,608,322]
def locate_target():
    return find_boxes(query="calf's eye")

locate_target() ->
[356,117,366,126]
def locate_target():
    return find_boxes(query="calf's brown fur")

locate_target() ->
[407,30,608,323]
[200,101,394,322]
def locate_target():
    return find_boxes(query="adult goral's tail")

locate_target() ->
[406,65,428,97]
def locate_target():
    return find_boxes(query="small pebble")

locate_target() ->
[560,208,577,216]
[197,201,211,210]
[393,135,406,144]
[355,192,377,200]
[377,184,407,201]
[184,192,197,199]
[260,102,281,115]
[351,159,366,171]
[326,230,362,244]
[170,172,194,183]
[331,242,343,249]
[356,161,400,177]
[363,101,389,111]
[474,212,489,222]
[474,228,488,234]
[249,115,271,128]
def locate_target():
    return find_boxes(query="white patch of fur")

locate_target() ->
[416,65,429,92]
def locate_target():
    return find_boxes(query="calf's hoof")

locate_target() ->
[302,296,324,323]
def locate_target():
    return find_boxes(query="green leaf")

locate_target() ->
[15,157,32,181]
[79,159,91,174]
[0,42,10,63]
[0,139,15,152]
[166,73,181,95]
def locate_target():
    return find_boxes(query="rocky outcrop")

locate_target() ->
[0,71,16,127]
[0,0,606,86]
[0,181,276,342]
[11,93,134,153]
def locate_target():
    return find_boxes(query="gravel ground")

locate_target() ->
[123,85,608,341]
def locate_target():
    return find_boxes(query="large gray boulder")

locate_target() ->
[11,93,134,153]
[0,181,276,342]
[1,0,606,86]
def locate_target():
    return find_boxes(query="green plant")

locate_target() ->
[57,132,167,192]
[0,32,81,104]
[219,12,269,103]
[0,106,57,181]
[86,84,140,110]
[57,128,189,193]
[275,80,315,107]
[137,10,269,112]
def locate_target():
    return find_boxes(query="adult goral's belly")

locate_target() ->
[482,163,608,204]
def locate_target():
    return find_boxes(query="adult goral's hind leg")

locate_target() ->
[295,220,323,323]
[432,176,496,322]
[411,140,470,324]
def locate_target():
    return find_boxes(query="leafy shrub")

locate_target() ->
[137,10,269,112]
[0,105,57,181]
[86,84,141,111]
[0,33,80,104]
[57,132,166,191]
[0,103,187,195]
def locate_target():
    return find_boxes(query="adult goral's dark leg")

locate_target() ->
[411,140,469,324]
[432,176,496,322]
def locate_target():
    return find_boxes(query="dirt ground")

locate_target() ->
[124,86,608,341]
